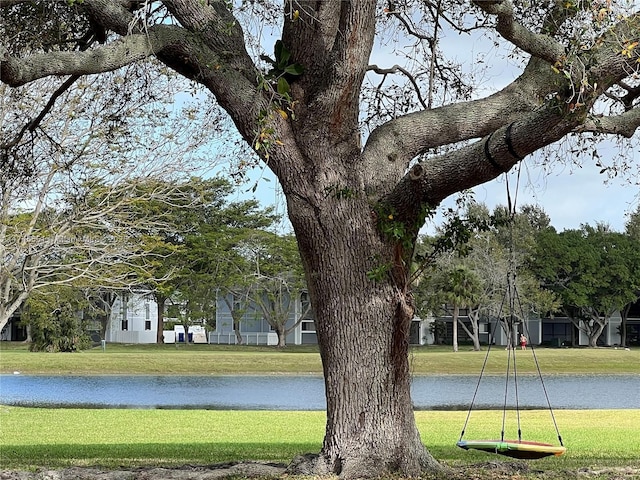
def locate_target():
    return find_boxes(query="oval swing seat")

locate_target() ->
[457,439,566,460]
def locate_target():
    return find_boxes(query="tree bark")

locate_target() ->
[287,191,441,476]
[460,311,482,351]
[275,325,286,349]
[154,293,167,344]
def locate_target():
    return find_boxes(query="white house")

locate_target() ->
[105,291,158,344]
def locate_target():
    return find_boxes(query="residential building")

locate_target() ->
[433,298,640,347]
[104,291,158,344]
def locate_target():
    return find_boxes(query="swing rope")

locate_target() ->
[458,163,565,454]
[512,281,565,447]
[458,288,508,442]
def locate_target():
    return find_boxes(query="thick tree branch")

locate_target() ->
[388,104,577,214]
[473,0,566,65]
[0,27,183,86]
[162,0,251,68]
[577,108,640,138]
[361,78,538,196]
[362,10,640,199]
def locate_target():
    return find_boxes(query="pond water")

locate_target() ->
[1,374,638,410]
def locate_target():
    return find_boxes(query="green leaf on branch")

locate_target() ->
[277,77,290,96]
[284,64,304,76]
[274,40,290,68]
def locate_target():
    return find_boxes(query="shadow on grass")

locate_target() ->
[0,442,319,469]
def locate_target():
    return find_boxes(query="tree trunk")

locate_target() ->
[620,303,631,348]
[287,196,441,477]
[232,315,244,345]
[24,323,32,344]
[276,325,286,348]
[186,323,191,345]
[588,326,604,347]
[586,320,606,347]
[155,294,167,344]
[452,305,459,353]
[460,311,481,351]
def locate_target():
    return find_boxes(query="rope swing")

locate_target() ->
[456,153,566,460]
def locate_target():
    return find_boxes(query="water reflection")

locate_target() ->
[1,374,638,410]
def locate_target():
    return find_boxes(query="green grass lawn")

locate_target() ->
[1,342,639,375]
[1,407,638,471]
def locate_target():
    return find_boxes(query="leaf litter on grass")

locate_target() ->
[2,462,640,480]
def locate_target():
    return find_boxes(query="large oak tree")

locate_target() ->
[2,1,639,476]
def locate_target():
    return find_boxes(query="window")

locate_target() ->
[145,320,152,331]
[542,322,571,343]
[121,320,128,331]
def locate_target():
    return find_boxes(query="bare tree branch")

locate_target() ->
[1,75,80,150]
[367,64,428,109]
[384,6,434,46]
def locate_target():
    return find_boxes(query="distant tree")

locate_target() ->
[126,179,278,345]
[81,287,118,342]
[617,212,640,347]
[531,225,639,347]
[416,202,557,349]
[129,177,248,343]
[474,204,558,346]
[0,71,211,336]
[625,205,640,241]
[440,265,483,351]
[240,233,309,348]
[177,189,278,343]
[24,286,92,352]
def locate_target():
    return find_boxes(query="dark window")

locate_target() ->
[542,322,571,343]
[145,320,151,331]
[121,320,128,331]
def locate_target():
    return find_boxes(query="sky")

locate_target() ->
[436,160,639,234]
[225,9,639,235]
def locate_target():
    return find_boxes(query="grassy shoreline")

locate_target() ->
[1,342,639,375]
